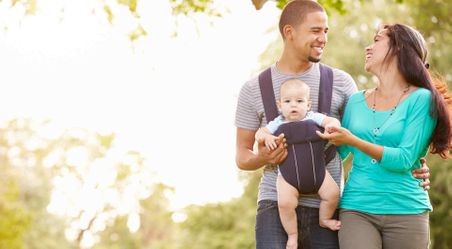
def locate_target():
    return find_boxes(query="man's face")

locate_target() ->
[289,11,328,63]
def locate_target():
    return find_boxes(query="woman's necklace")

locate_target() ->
[370,85,410,165]
[372,85,410,144]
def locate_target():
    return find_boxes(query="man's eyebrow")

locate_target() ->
[310,26,328,30]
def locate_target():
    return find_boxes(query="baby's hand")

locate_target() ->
[264,136,278,150]
[324,124,341,134]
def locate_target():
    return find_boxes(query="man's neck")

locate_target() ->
[277,51,313,74]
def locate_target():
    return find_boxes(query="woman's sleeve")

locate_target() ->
[379,92,436,172]
[338,98,353,160]
[338,145,351,160]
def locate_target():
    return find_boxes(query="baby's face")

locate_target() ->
[279,84,310,122]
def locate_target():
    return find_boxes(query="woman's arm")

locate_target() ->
[317,127,384,160]
[317,92,436,172]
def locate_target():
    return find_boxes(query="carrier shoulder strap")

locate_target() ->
[318,63,333,114]
[258,67,278,123]
[318,64,337,164]
[258,64,337,164]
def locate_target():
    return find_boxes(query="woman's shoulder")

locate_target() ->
[347,90,366,103]
[412,87,431,97]
[408,87,432,103]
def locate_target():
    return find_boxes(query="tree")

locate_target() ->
[427,154,452,249]
[90,183,175,249]
[0,119,76,249]
[0,119,171,249]
[174,172,259,249]
[0,174,30,249]
[252,0,347,13]
[2,0,219,41]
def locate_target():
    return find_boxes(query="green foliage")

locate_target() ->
[10,0,37,15]
[0,119,169,249]
[427,154,452,249]
[90,183,175,249]
[129,25,147,42]
[175,172,259,249]
[275,0,290,10]
[275,0,347,14]
[5,0,220,41]
[103,5,113,24]
[0,177,31,249]
[117,0,137,14]
[398,0,452,77]
[319,0,346,14]
[169,0,220,17]
[91,216,141,249]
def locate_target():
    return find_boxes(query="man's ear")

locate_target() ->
[283,25,293,40]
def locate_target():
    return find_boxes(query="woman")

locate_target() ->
[318,23,451,249]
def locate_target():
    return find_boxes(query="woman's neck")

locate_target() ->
[375,68,410,99]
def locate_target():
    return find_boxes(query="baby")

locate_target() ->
[255,78,341,249]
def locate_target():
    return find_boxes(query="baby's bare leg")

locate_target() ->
[277,175,299,249]
[317,170,341,231]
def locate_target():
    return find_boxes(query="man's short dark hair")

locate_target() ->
[279,0,325,39]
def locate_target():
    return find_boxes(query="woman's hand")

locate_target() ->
[316,126,356,146]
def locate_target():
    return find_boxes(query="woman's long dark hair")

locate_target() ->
[383,23,451,158]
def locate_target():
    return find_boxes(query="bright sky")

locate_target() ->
[0,0,281,210]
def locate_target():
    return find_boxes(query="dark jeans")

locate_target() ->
[255,200,339,249]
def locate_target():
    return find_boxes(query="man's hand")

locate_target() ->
[412,158,430,190]
[257,133,287,165]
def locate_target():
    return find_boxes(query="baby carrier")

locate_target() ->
[259,64,337,194]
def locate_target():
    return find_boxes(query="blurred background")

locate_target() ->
[0,0,450,248]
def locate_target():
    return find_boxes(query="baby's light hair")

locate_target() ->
[280,78,311,99]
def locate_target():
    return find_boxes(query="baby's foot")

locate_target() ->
[320,219,341,231]
[286,234,297,249]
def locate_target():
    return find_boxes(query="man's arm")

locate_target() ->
[236,128,287,171]
[412,158,430,190]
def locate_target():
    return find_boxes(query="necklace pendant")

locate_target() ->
[373,128,379,135]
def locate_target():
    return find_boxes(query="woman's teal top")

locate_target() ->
[339,88,435,214]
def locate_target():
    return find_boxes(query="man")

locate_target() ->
[235,1,430,248]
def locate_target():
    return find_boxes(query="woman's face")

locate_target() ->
[364,29,391,73]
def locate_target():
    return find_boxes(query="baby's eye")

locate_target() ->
[284,100,290,103]
[297,99,305,103]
